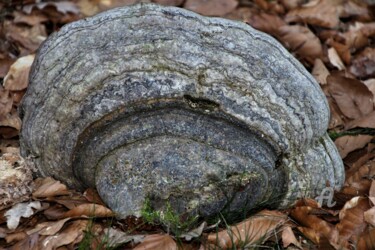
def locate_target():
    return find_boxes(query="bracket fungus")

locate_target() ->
[20,4,344,219]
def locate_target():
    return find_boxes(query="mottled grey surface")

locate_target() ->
[20,3,344,219]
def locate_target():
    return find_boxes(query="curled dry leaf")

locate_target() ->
[326,75,373,120]
[285,0,343,28]
[104,227,145,248]
[13,10,49,26]
[344,160,375,196]
[62,203,115,218]
[153,0,184,6]
[337,197,370,246]
[3,54,34,91]
[0,108,22,138]
[335,135,373,159]
[277,25,323,63]
[282,226,301,249]
[357,228,375,249]
[328,47,345,70]
[179,221,207,241]
[350,47,375,79]
[0,87,12,117]
[290,206,339,246]
[26,217,71,236]
[346,111,375,130]
[184,0,238,16]
[364,206,375,227]
[246,12,286,37]
[32,177,70,198]
[42,219,88,250]
[296,227,320,244]
[312,58,330,85]
[133,234,177,250]
[206,210,287,249]
[23,1,80,15]
[364,79,375,103]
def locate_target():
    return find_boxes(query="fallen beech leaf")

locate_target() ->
[326,75,373,119]
[180,221,207,241]
[285,0,344,28]
[369,180,375,205]
[335,135,373,158]
[246,12,286,37]
[0,57,15,78]
[364,206,375,227]
[133,234,177,250]
[3,54,35,91]
[337,197,370,245]
[13,10,48,26]
[280,0,304,10]
[350,47,375,79]
[43,204,69,220]
[62,203,115,218]
[5,201,42,230]
[296,227,320,244]
[328,47,345,70]
[224,7,254,21]
[346,111,375,130]
[83,188,106,205]
[345,160,375,195]
[42,220,88,250]
[0,87,12,117]
[282,226,301,248]
[0,109,22,138]
[277,25,323,63]
[32,177,70,198]
[5,231,27,243]
[104,227,145,247]
[27,217,71,235]
[357,228,375,249]
[206,210,287,248]
[153,0,184,6]
[312,58,330,85]
[364,79,375,103]
[341,22,370,51]
[290,206,339,246]
[184,0,238,16]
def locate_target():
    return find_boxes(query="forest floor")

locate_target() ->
[1,0,375,249]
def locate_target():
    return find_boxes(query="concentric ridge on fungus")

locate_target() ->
[20,3,344,219]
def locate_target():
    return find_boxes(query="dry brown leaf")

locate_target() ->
[337,197,370,246]
[280,0,304,10]
[312,58,330,85]
[0,87,13,117]
[23,1,80,15]
[346,111,375,130]
[26,217,71,236]
[3,54,34,91]
[206,210,287,248]
[357,228,375,249]
[62,203,115,218]
[364,206,375,227]
[5,231,27,244]
[153,0,184,6]
[43,204,69,220]
[369,180,375,205]
[328,47,345,70]
[344,160,375,196]
[364,79,375,104]
[42,219,88,250]
[326,75,373,119]
[33,177,70,198]
[296,227,320,244]
[83,188,106,206]
[277,25,323,63]
[341,22,370,51]
[290,206,339,246]
[0,57,15,78]
[0,108,22,138]
[246,12,286,37]
[335,135,373,159]
[13,10,48,26]
[285,0,344,28]
[281,226,301,249]
[184,0,238,16]
[133,234,177,250]
[350,47,375,79]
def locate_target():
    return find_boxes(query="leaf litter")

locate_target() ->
[2,0,375,249]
